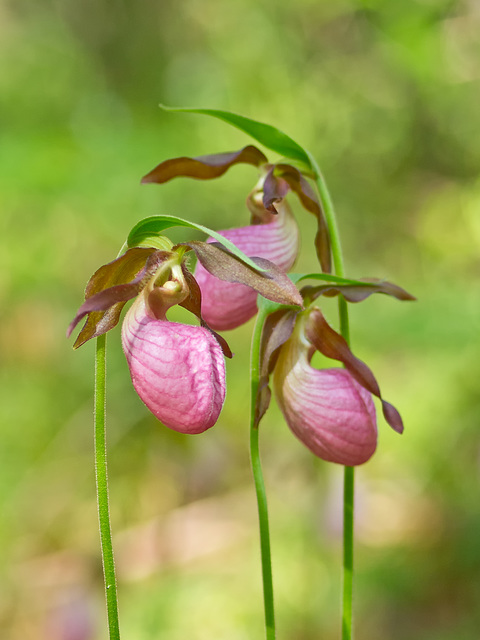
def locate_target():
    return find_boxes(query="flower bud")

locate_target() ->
[122,294,226,434]
[273,323,377,465]
[194,199,299,331]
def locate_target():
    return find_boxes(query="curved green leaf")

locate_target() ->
[160,105,313,171]
[127,215,266,272]
[256,295,298,316]
[289,273,371,285]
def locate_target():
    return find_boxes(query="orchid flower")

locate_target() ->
[193,186,300,330]
[68,233,302,433]
[272,308,405,465]
[141,146,332,331]
[255,279,415,464]
[273,314,378,465]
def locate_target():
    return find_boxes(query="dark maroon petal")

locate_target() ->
[179,266,233,359]
[255,309,298,427]
[262,164,331,273]
[300,279,416,304]
[184,241,303,308]
[83,247,156,298]
[68,281,145,339]
[305,308,404,434]
[263,167,290,212]
[141,146,268,184]
[68,249,168,348]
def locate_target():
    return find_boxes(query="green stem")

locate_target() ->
[94,334,121,640]
[250,310,276,640]
[310,158,349,340]
[309,155,354,640]
[342,466,354,640]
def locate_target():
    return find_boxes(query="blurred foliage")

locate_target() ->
[1,0,480,638]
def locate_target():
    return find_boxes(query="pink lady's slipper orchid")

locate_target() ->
[272,308,404,466]
[274,328,377,466]
[68,246,228,434]
[68,234,302,434]
[194,190,300,331]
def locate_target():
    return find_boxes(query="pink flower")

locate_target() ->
[194,200,299,331]
[122,294,226,434]
[273,326,377,466]
[68,239,302,434]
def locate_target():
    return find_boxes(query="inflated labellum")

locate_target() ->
[192,200,301,331]
[275,353,378,465]
[122,295,226,434]
[273,317,378,466]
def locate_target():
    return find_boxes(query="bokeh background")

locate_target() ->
[1,0,480,638]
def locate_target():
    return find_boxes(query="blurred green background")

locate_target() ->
[1,0,480,638]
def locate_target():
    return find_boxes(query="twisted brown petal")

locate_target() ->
[305,308,404,433]
[141,146,268,184]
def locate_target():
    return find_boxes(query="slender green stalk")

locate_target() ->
[342,466,355,640]
[250,310,276,640]
[309,155,354,640]
[94,334,121,640]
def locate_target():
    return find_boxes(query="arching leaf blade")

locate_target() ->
[160,105,313,171]
[127,215,266,272]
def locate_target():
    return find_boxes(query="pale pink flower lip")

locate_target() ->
[274,337,377,466]
[122,296,226,434]
[194,200,299,331]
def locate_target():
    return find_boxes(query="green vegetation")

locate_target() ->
[1,0,479,638]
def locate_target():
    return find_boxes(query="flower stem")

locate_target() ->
[94,334,121,640]
[250,310,276,640]
[309,155,354,640]
[342,465,355,640]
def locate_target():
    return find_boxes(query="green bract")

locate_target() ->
[160,105,313,172]
[125,214,266,272]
